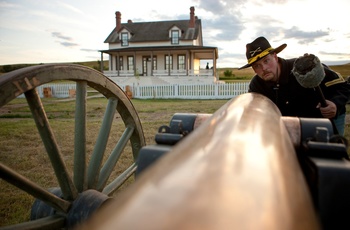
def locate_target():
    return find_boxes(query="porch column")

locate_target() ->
[117,52,120,77]
[100,52,104,72]
[109,54,112,72]
[190,51,194,76]
[186,50,189,76]
[151,51,154,76]
[213,49,217,79]
[134,51,136,76]
[168,51,171,76]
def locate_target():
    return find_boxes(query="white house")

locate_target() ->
[99,6,219,85]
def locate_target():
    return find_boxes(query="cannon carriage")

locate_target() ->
[0,65,349,229]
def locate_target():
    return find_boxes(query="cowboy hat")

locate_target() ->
[239,36,287,69]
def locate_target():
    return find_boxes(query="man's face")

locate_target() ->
[251,53,279,82]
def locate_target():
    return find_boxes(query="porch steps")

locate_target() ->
[151,77,170,85]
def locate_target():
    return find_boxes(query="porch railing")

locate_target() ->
[104,70,134,77]
[104,69,214,77]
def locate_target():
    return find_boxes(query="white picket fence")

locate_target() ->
[18,82,250,99]
[132,82,249,99]
[18,83,77,98]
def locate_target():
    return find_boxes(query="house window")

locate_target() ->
[165,55,173,70]
[119,57,123,70]
[121,33,129,46]
[178,55,185,70]
[171,30,179,44]
[127,56,134,70]
[116,56,123,70]
[142,56,150,75]
[152,56,157,70]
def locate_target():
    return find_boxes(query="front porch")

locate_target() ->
[99,45,218,82]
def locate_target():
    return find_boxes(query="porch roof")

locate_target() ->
[104,20,202,43]
[99,45,218,59]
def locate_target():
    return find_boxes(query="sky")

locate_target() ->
[0,0,349,68]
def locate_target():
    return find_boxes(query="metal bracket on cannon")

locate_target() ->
[155,113,212,146]
[136,113,211,177]
[282,117,349,159]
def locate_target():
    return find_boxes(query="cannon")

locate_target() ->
[78,92,349,230]
[1,65,349,229]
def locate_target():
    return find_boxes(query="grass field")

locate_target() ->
[0,97,349,227]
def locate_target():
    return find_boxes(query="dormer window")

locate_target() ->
[171,30,179,44]
[121,32,129,46]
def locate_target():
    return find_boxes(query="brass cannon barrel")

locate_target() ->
[79,93,319,230]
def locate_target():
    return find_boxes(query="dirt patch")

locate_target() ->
[0,104,27,115]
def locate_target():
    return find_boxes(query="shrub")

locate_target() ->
[223,69,233,77]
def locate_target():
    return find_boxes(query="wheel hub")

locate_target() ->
[31,188,112,228]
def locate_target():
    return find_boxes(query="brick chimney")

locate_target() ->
[116,11,121,31]
[189,6,195,28]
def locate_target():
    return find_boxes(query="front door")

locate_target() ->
[142,56,151,76]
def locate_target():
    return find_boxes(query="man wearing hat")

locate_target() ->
[240,36,350,135]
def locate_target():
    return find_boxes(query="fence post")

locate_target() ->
[133,83,138,98]
[174,85,178,98]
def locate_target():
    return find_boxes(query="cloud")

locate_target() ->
[196,0,246,42]
[249,0,288,7]
[56,1,84,15]
[59,41,78,47]
[51,31,78,47]
[0,1,20,8]
[283,26,329,44]
[319,51,350,57]
[198,0,227,14]
[341,32,350,40]
[206,17,244,41]
[254,26,284,39]
[263,0,288,3]
[81,48,98,52]
[51,32,73,41]
[252,15,282,27]
[199,0,247,14]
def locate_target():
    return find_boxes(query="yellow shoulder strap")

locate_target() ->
[325,71,345,87]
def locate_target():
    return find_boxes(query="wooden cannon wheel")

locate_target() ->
[0,64,145,229]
